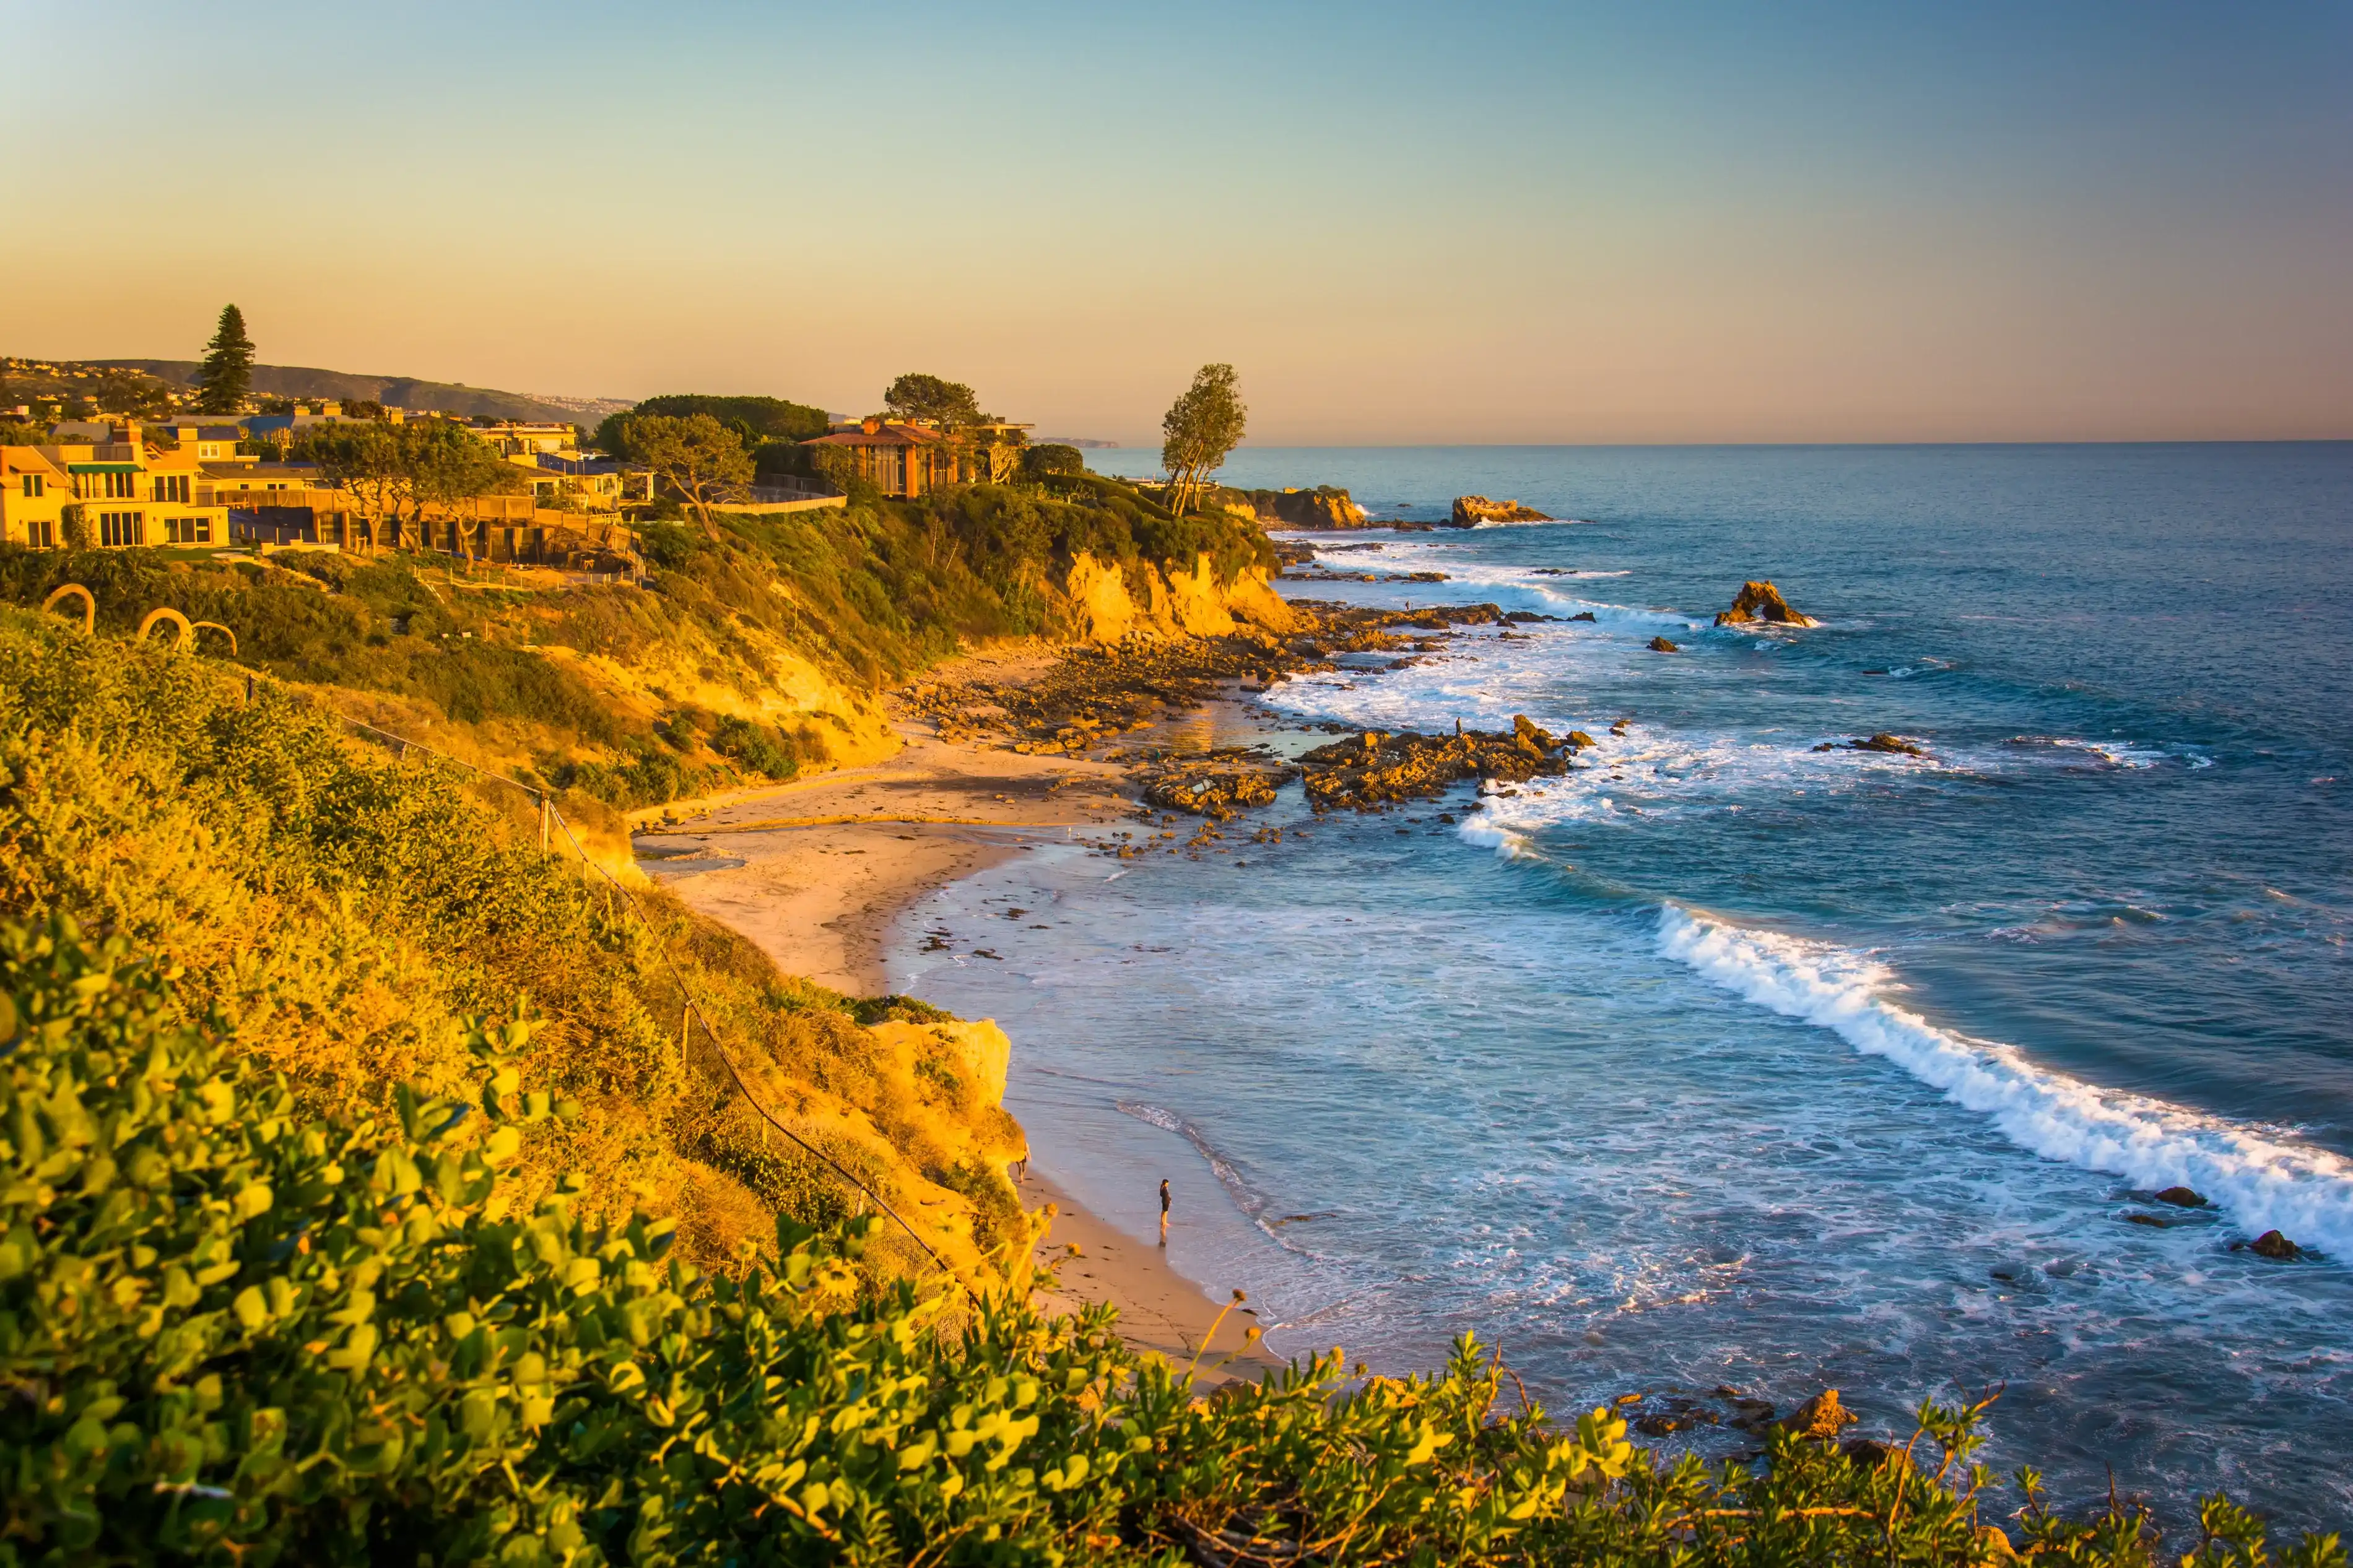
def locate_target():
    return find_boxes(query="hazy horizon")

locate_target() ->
[7,2,2349,445]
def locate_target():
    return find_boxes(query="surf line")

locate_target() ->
[1656,903,2353,1257]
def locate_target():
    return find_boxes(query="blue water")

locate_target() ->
[896,446,2353,1527]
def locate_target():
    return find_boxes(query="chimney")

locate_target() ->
[116,420,144,447]
[861,415,882,435]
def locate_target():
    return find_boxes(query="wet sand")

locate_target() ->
[638,646,1282,1381]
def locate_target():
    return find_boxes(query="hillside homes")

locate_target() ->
[0,422,238,548]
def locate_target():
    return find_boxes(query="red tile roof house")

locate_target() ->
[801,417,961,498]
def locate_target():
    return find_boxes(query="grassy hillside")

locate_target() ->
[0,609,1033,1283]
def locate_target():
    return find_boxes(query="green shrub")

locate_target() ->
[708,713,801,781]
[1022,443,1086,478]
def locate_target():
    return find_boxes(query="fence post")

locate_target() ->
[539,791,550,856]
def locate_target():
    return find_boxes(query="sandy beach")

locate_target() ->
[636,646,1281,1380]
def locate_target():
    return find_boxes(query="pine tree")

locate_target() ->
[194,303,256,413]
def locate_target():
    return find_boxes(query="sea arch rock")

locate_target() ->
[1715,580,1819,627]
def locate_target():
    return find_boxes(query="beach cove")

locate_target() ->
[868,444,2353,1530]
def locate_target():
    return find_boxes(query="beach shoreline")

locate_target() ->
[640,643,1283,1379]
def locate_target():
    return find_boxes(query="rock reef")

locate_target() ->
[1299,714,1589,811]
[1715,579,1819,627]
[1450,495,1554,527]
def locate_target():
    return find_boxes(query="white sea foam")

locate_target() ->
[1657,905,2353,1257]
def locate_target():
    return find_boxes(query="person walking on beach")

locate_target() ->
[1159,1179,1172,1243]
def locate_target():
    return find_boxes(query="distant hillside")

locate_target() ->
[1035,435,1120,448]
[95,359,633,424]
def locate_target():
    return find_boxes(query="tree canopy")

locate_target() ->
[884,373,985,428]
[606,412,752,535]
[299,420,526,552]
[1160,363,1247,518]
[1022,443,1087,478]
[194,304,255,414]
[594,394,825,456]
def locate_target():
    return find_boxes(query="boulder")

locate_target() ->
[1648,636,1681,652]
[2154,1186,2207,1208]
[1450,495,1554,527]
[2250,1229,2302,1260]
[1851,732,1926,755]
[1843,1437,1910,1470]
[1715,580,1819,627]
[1781,1389,1859,1440]
[1569,611,1598,622]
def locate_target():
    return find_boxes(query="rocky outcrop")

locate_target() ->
[1216,485,1368,529]
[2249,1230,2302,1260]
[1141,758,1289,819]
[1815,733,1926,756]
[1450,495,1553,527]
[1648,636,1681,652]
[2155,1186,2207,1208]
[1781,1390,1859,1440]
[1715,580,1819,627]
[1299,714,1590,810]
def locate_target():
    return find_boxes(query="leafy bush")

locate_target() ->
[4,919,2340,1566]
[708,713,802,781]
[1022,443,1087,478]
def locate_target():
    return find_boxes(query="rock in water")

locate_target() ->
[1714,579,1819,627]
[1781,1390,1859,1440]
[1450,495,1554,527]
[1570,611,1598,622]
[1648,636,1681,652]
[1850,732,1926,755]
[2250,1229,2302,1260]
[2154,1186,2207,1208]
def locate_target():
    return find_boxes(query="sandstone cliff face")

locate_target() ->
[1063,552,1297,643]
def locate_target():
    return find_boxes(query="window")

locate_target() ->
[98,511,145,547]
[164,516,213,545]
[152,474,189,503]
[29,519,54,548]
[19,474,41,497]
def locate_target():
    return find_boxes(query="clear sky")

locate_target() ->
[6,1,2349,443]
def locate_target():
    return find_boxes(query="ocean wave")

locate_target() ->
[1656,906,2353,1257]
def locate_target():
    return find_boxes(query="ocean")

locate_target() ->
[894,444,2353,1526]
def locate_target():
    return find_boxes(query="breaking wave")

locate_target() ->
[1657,906,2353,1257]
